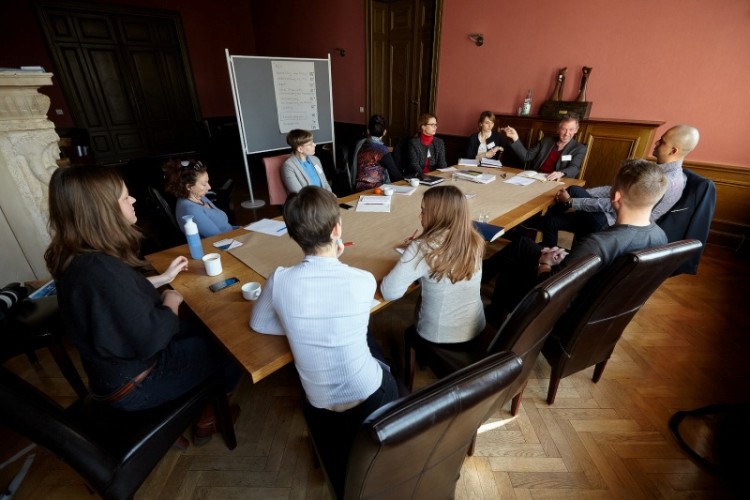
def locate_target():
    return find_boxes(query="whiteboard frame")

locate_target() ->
[226,51,336,208]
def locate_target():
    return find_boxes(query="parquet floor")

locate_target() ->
[2,242,749,499]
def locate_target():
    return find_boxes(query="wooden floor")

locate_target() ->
[2,242,749,499]
[3,158,749,500]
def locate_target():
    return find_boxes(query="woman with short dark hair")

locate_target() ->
[251,186,397,497]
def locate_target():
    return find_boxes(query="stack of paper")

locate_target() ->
[517,171,548,181]
[356,195,391,212]
[455,172,496,184]
[381,184,416,195]
[458,158,479,166]
[480,157,502,168]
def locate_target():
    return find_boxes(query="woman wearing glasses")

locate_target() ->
[404,113,447,177]
[165,159,234,238]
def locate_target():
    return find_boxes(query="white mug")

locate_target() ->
[382,186,394,196]
[242,282,262,301]
[409,178,420,188]
[202,253,222,276]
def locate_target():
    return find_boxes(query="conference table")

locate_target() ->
[146,166,583,383]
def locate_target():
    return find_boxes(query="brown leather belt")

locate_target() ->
[102,362,157,404]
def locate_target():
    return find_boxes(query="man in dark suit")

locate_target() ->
[501,113,586,181]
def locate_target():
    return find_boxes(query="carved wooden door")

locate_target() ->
[35,2,200,163]
[368,0,439,144]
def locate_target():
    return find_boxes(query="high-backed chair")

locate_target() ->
[542,239,703,404]
[310,351,522,500]
[2,295,89,399]
[348,137,366,192]
[0,366,237,500]
[404,254,602,417]
[263,154,291,206]
[656,169,716,275]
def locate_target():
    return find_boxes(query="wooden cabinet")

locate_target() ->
[495,114,663,187]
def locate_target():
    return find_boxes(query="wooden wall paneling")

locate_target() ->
[580,133,639,187]
[683,161,750,249]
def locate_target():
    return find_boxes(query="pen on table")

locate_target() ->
[276,226,287,232]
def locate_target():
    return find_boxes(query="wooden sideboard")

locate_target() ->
[494,114,664,187]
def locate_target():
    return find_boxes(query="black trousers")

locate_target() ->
[535,185,609,247]
[304,369,398,499]
[482,236,543,326]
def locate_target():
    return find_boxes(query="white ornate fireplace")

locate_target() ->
[0,72,60,284]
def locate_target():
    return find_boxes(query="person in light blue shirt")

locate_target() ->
[281,129,333,194]
[165,159,234,238]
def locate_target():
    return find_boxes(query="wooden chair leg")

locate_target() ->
[48,341,89,399]
[592,359,609,383]
[467,432,477,456]
[510,380,528,416]
[404,345,416,391]
[547,375,561,404]
[213,392,237,450]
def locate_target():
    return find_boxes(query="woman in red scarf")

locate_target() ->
[404,113,447,178]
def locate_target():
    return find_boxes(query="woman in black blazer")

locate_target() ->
[466,111,511,161]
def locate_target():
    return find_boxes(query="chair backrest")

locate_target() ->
[548,239,703,379]
[344,351,522,500]
[0,365,232,499]
[0,365,119,494]
[263,154,291,205]
[656,169,716,275]
[349,138,366,191]
[144,186,186,250]
[488,254,602,404]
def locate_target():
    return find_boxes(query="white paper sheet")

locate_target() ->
[244,218,288,236]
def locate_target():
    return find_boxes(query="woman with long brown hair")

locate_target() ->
[45,165,239,443]
[381,184,486,344]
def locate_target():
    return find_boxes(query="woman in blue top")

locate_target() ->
[281,129,333,194]
[165,159,234,238]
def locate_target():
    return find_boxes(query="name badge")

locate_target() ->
[487,142,495,149]
[562,154,572,161]
[427,149,432,159]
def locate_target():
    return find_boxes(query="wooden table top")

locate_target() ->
[146,167,583,383]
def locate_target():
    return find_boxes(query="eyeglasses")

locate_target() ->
[425,122,438,127]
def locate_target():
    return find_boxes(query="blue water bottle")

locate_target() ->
[182,215,204,259]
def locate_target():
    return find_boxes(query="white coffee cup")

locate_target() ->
[242,282,262,301]
[202,253,222,276]
[409,178,420,188]
[382,186,394,196]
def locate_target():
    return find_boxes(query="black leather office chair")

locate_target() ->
[2,295,89,399]
[656,169,716,275]
[0,366,237,500]
[542,239,703,404]
[309,351,522,500]
[404,255,601,417]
